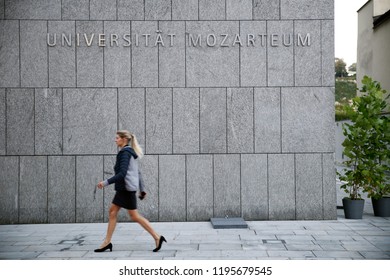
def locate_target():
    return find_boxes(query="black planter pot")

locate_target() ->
[342,198,365,219]
[371,197,390,217]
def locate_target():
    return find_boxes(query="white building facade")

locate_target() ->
[357,0,390,105]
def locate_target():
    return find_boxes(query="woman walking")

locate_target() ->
[95,130,166,253]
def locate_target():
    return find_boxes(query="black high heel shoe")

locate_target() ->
[153,236,166,252]
[94,243,113,253]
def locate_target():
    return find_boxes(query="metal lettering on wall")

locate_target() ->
[47,32,312,47]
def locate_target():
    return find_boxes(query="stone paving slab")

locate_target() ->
[198,243,242,251]
[293,230,329,235]
[277,234,316,240]
[318,244,346,251]
[0,245,29,252]
[176,235,242,242]
[267,250,316,259]
[0,210,389,260]
[239,235,277,241]
[341,244,382,252]
[37,251,88,259]
[0,252,42,260]
[312,250,365,259]
[359,251,390,259]
[285,244,323,251]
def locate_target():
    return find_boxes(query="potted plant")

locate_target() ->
[338,76,390,218]
[338,167,365,219]
[356,77,390,217]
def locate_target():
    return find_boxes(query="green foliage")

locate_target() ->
[335,105,351,121]
[335,80,357,102]
[335,58,348,78]
[335,79,357,121]
[348,63,356,72]
[338,76,390,200]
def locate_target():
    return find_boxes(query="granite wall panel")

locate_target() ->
[159,155,186,221]
[267,21,294,86]
[172,0,198,20]
[253,0,280,20]
[118,88,145,149]
[186,155,213,221]
[214,154,241,218]
[76,21,104,87]
[0,0,4,19]
[48,156,76,223]
[323,153,337,219]
[118,0,144,20]
[48,21,76,87]
[281,0,334,20]
[35,89,63,155]
[254,88,281,153]
[226,0,252,20]
[0,90,5,155]
[63,89,117,154]
[6,89,34,155]
[269,154,295,220]
[240,21,267,86]
[295,20,321,86]
[90,0,117,20]
[146,88,172,154]
[241,154,268,220]
[173,88,199,154]
[200,88,226,153]
[5,0,61,20]
[0,157,19,224]
[322,20,335,86]
[20,21,48,87]
[186,21,239,87]
[145,0,171,20]
[62,0,89,20]
[0,20,19,87]
[159,21,185,87]
[227,88,254,153]
[132,21,158,87]
[19,156,47,223]
[76,156,104,223]
[199,0,225,20]
[296,154,323,220]
[281,87,334,153]
[104,21,131,87]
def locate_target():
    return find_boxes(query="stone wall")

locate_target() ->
[0,0,336,224]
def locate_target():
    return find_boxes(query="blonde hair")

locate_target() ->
[117,130,143,158]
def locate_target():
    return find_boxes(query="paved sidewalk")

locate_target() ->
[0,210,389,260]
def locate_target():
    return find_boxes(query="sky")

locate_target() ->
[335,0,369,67]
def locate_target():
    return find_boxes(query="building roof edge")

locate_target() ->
[357,0,372,13]
[373,9,390,29]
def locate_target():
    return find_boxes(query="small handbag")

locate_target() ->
[138,170,146,200]
[138,169,145,192]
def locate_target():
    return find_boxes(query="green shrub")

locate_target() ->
[335,104,351,121]
[338,76,390,200]
[335,79,357,121]
[335,80,357,103]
